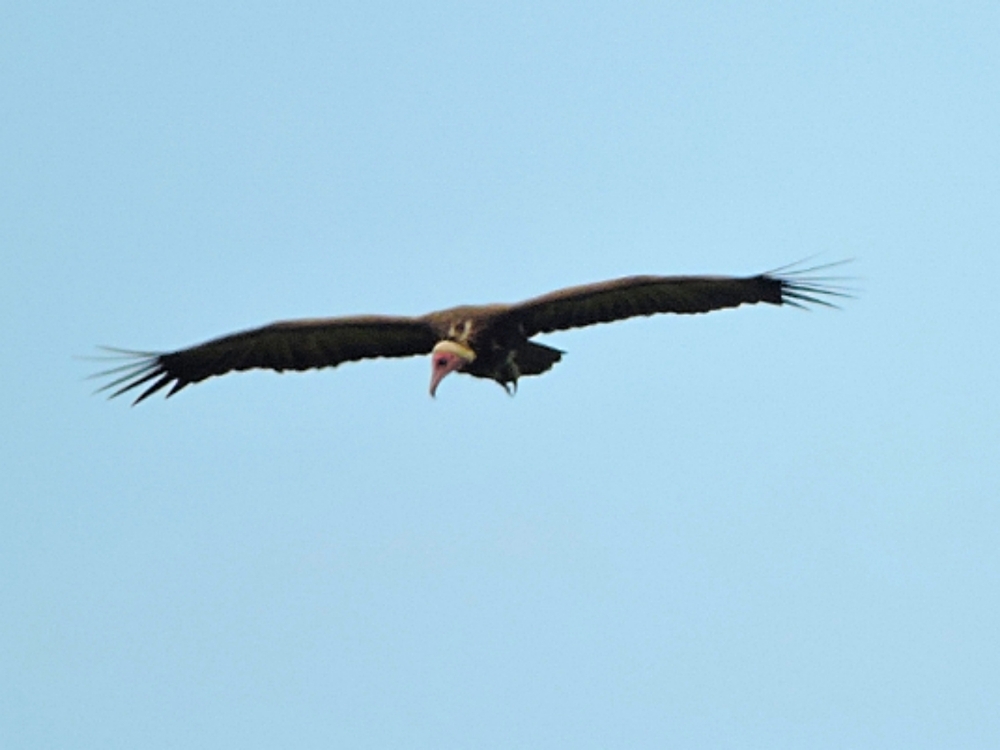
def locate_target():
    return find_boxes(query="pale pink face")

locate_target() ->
[428,342,475,397]
[429,350,466,397]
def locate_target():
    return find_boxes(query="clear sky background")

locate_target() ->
[3,2,998,748]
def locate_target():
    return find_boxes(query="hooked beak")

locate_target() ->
[428,341,475,397]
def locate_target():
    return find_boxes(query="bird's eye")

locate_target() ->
[436,358,448,367]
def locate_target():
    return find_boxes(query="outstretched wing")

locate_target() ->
[508,263,849,337]
[94,315,439,404]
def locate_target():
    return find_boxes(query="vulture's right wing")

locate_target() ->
[94,316,439,404]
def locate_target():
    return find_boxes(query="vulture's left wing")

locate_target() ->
[508,267,847,338]
[94,316,438,404]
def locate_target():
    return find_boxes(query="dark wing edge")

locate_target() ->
[762,258,856,309]
[91,315,439,405]
[509,259,854,337]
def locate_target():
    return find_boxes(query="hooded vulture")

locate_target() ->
[94,262,847,404]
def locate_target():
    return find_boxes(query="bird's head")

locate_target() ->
[429,340,476,397]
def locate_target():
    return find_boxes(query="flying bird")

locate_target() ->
[94,262,847,404]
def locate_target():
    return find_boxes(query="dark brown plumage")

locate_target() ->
[93,262,848,403]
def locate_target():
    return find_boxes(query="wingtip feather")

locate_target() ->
[771,258,858,310]
[88,347,177,404]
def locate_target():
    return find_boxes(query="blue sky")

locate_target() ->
[3,2,999,747]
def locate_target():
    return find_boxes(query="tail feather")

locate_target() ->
[516,341,563,376]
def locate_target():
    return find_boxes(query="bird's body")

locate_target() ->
[94,264,847,403]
